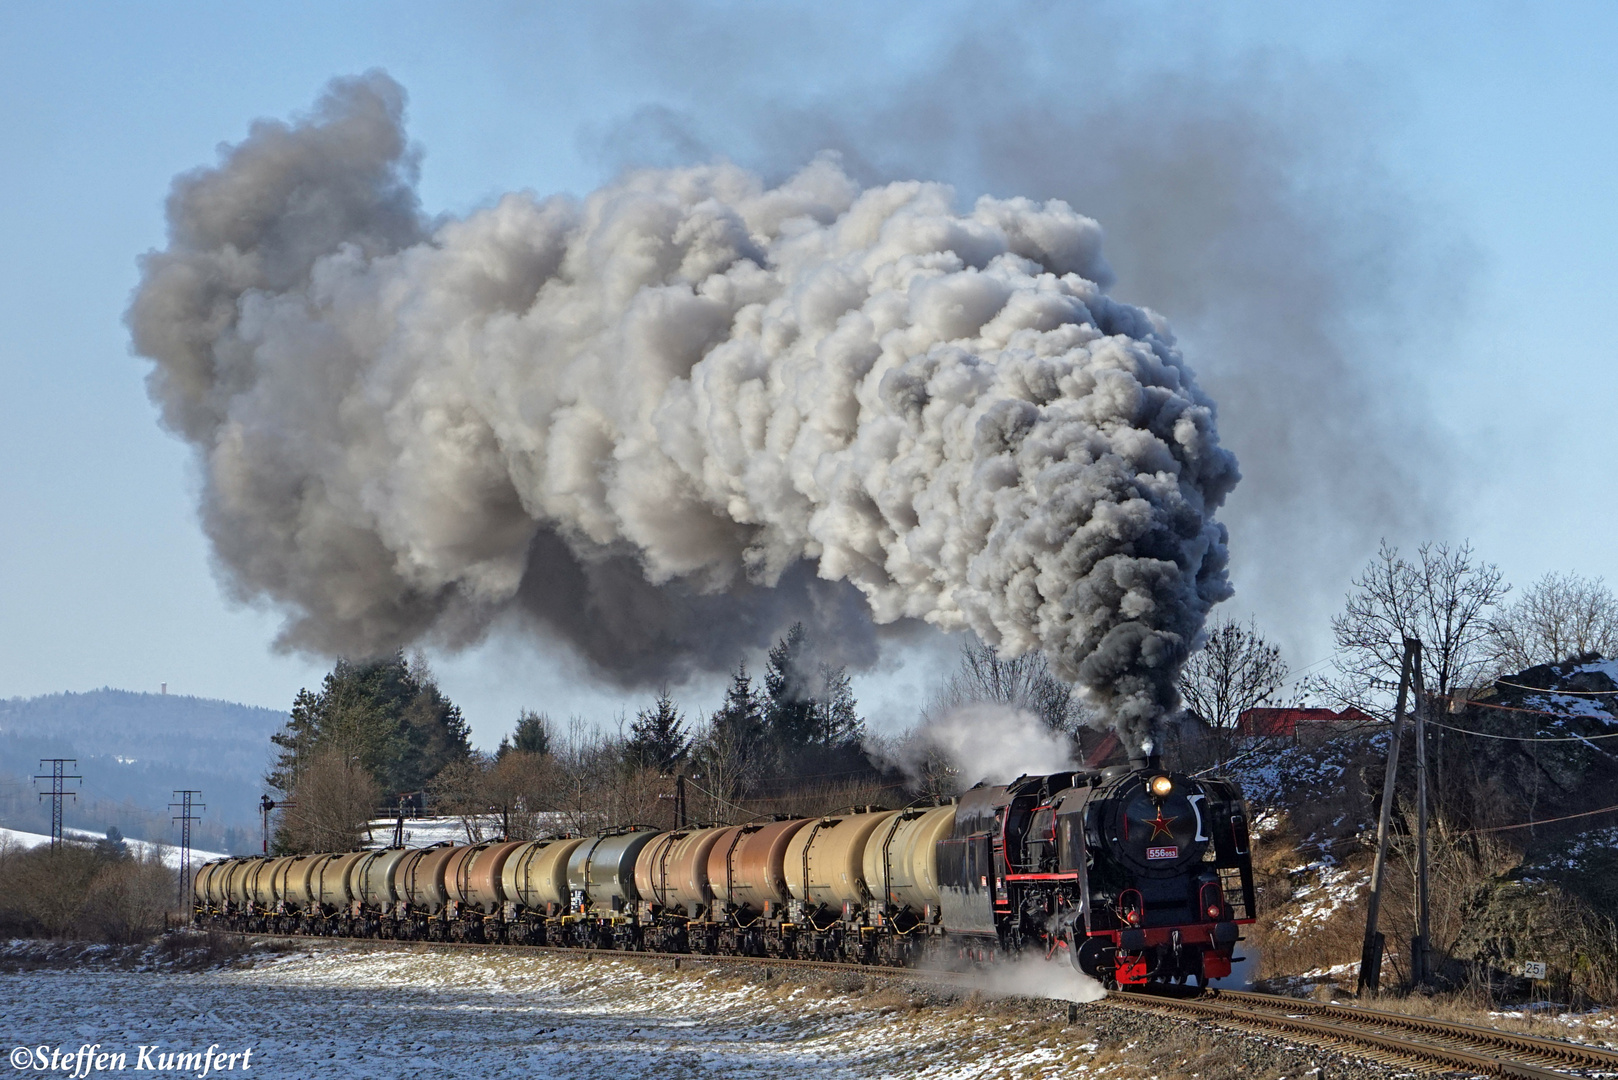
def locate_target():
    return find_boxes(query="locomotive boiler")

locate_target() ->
[192,759,1254,989]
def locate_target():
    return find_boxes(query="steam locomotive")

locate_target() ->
[192,761,1254,989]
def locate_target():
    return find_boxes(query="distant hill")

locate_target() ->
[0,689,287,853]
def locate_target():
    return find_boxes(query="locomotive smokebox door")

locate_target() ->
[1103,774,1208,878]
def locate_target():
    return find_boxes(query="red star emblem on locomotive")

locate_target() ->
[1144,809,1177,840]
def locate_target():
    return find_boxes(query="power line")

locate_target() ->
[1461,802,1618,835]
[1493,678,1618,696]
[32,759,80,852]
[170,790,204,910]
[1423,717,1618,743]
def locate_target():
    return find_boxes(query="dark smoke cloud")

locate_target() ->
[127,71,1239,746]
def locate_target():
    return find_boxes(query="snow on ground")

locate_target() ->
[361,814,574,848]
[0,827,222,868]
[1278,857,1367,936]
[1,944,1111,1079]
[1228,731,1372,814]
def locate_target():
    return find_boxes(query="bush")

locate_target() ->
[0,839,178,943]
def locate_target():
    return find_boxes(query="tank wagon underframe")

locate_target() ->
[194,767,1254,988]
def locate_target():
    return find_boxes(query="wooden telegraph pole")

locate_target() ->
[1357,638,1420,997]
[1411,656,1432,988]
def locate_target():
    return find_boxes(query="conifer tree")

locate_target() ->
[763,623,817,750]
[267,652,472,798]
[627,690,689,772]
[811,663,864,746]
[498,709,552,759]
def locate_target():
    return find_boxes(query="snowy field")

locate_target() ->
[2,944,1114,1079]
[0,827,223,868]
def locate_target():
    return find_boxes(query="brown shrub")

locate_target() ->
[0,840,178,943]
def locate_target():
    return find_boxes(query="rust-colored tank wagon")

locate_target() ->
[353,848,409,907]
[457,841,528,912]
[400,844,460,912]
[861,805,954,913]
[635,826,727,914]
[502,837,585,911]
[719,819,811,913]
[567,829,660,912]
[316,851,368,908]
[701,827,744,906]
[441,846,479,908]
[392,846,442,910]
[785,809,895,908]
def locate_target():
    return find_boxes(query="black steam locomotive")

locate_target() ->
[940,760,1255,987]
[192,760,1254,990]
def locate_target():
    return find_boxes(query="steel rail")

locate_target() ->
[1106,991,1599,1079]
[1197,988,1618,1074]
[223,930,1613,1077]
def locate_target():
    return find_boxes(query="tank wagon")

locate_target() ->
[193,761,1254,988]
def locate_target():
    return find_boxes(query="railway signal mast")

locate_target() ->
[33,758,81,851]
[171,790,205,909]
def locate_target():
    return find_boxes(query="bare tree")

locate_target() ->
[927,641,1089,732]
[278,747,381,853]
[429,755,497,843]
[483,750,560,840]
[1487,572,1618,673]
[1177,618,1289,757]
[688,714,755,824]
[1310,540,1509,715]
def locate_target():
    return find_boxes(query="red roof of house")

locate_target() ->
[1236,707,1367,736]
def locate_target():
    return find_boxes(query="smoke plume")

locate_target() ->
[128,72,1238,746]
[877,703,1078,790]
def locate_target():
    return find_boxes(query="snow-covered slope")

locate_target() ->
[0,826,223,868]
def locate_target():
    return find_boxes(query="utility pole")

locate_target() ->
[1411,658,1432,988]
[170,790,204,909]
[1358,638,1419,998]
[33,759,81,851]
[676,774,687,829]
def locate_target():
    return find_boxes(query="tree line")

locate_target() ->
[266,623,875,852]
[268,540,1616,853]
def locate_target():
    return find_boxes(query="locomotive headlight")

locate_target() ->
[1149,775,1174,798]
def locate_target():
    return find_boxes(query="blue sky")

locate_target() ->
[0,2,1613,748]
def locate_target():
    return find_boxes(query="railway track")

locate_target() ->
[1106,986,1618,1078]
[230,932,1618,1078]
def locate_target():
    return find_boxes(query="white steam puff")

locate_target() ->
[128,73,1239,747]
[882,703,1079,788]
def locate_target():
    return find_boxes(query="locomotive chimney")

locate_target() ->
[1128,749,1161,772]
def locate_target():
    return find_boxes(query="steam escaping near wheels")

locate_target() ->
[127,72,1239,751]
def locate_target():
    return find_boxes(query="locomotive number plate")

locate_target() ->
[1145,846,1179,860]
